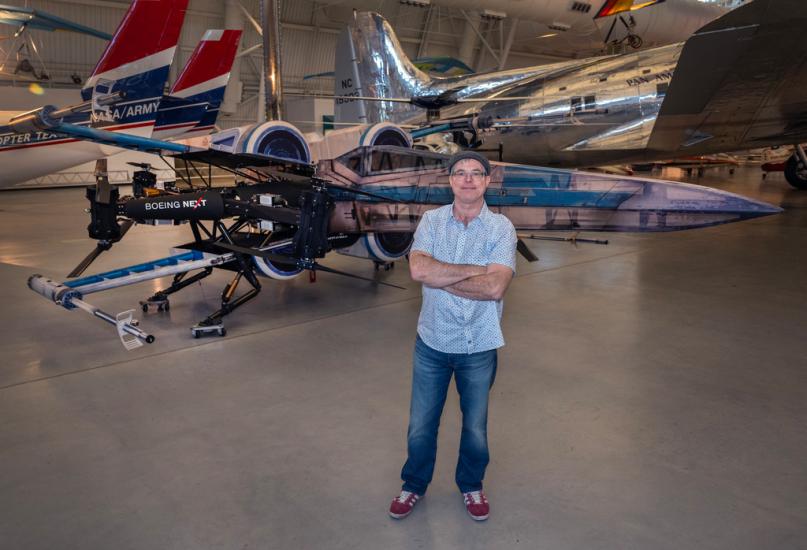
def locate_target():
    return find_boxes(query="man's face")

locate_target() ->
[449,158,491,206]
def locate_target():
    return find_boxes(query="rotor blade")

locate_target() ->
[325,183,415,204]
[516,239,539,263]
[214,241,298,266]
[519,234,610,246]
[67,243,109,278]
[118,218,134,238]
[312,262,406,290]
[95,158,112,204]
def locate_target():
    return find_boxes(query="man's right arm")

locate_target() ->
[409,251,486,288]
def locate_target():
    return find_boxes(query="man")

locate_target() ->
[389,151,517,521]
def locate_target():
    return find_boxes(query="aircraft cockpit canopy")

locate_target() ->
[335,146,448,177]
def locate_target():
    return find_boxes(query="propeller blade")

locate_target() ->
[311,262,406,290]
[516,239,539,263]
[67,242,111,278]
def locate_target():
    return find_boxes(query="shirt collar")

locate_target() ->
[450,201,490,227]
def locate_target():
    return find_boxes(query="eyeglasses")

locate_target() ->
[450,170,486,180]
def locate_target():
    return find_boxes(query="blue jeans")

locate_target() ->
[401,335,498,495]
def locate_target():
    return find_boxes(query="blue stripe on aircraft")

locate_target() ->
[331,183,633,208]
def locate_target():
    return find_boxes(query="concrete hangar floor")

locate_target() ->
[0,166,805,549]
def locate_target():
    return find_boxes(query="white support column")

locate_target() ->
[458,10,480,69]
[257,67,266,123]
[498,18,518,70]
[220,0,246,116]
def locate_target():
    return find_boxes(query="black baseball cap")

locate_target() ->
[448,151,491,176]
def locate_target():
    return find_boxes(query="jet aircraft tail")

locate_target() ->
[334,12,431,124]
[647,0,807,154]
[81,0,189,135]
[153,29,242,139]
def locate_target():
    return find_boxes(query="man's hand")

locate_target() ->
[409,251,486,288]
[443,263,514,301]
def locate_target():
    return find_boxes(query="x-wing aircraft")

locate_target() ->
[13,103,779,348]
[333,0,807,189]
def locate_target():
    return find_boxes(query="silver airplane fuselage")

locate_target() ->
[399,44,684,167]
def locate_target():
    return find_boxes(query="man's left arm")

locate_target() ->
[443,220,517,301]
[443,263,514,301]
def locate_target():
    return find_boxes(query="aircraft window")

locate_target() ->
[656,82,669,98]
[584,95,596,110]
[571,96,582,112]
[368,149,446,175]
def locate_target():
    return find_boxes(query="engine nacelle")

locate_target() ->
[209,121,312,163]
[307,122,413,161]
[253,256,304,280]
[358,122,413,148]
[336,232,413,262]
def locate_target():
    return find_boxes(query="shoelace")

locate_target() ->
[465,491,486,505]
[396,491,417,504]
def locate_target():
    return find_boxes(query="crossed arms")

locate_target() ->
[409,251,514,301]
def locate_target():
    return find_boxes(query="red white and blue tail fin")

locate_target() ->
[153,29,242,139]
[82,0,189,135]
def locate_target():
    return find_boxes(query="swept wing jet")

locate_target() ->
[333,0,807,189]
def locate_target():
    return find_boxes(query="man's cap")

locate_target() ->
[447,151,491,176]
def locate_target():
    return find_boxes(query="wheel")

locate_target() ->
[191,330,200,339]
[218,328,227,337]
[164,301,170,311]
[784,154,807,189]
[142,303,148,312]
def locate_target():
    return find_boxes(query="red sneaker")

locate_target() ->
[389,490,421,519]
[463,490,489,521]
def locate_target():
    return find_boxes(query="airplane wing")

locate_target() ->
[647,0,807,154]
[0,4,112,39]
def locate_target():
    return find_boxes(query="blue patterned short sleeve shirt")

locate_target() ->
[412,202,517,354]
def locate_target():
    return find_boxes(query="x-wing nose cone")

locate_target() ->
[636,180,783,216]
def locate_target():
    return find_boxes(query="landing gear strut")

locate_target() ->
[141,268,213,312]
